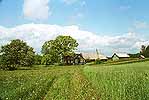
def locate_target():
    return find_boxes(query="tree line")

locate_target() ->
[129,45,149,58]
[140,45,149,57]
[0,35,149,70]
[0,35,78,70]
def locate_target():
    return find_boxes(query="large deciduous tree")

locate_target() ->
[34,54,42,65]
[142,45,149,57]
[42,35,78,65]
[0,39,35,70]
[140,45,146,54]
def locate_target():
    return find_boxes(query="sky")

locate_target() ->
[0,0,149,56]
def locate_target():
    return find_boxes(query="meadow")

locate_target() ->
[0,61,149,100]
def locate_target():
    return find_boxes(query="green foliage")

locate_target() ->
[41,35,78,65]
[129,45,149,58]
[142,45,149,57]
[140,45,146,53]
[34,54,42,65]
[41,54,58,65]
[129,53,140,58]
[0,39,35,70]
[54,35,78,56]
[95,59,102,64]
[0,55,3,69]
[41,40,54,55]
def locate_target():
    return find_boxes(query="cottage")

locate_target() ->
[74,54,86,64]
[64,50,108,65]
[64,53,85,65]
[111,53,130,61]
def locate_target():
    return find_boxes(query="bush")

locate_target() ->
[95,59,102,64]
[0,39,35,70]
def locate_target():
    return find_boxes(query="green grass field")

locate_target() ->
[0,61,149,100]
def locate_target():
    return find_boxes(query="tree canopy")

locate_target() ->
[0,39,35,70]
[142,45,149,57]
[42,35,78,65]
[140,45,146,53]
[34,54,42,65]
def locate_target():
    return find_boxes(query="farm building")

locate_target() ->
[64,50,108,65]
[111,53,130,61]
[139,55,145,59]
[64,53,86,65]
[81,52,108,62]
[74,54,86,64]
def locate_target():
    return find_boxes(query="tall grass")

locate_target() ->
[83,61,149,100]
[1,61,149,100]
[0,66,98,100]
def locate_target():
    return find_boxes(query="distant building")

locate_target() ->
[73,54,86,65]
[81,52,108,62]
[111,53,130,61]
[64,54,85,65]
[139,55,145,59]
[63,50,108,65]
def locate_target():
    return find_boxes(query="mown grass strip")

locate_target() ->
[44,68,100,100]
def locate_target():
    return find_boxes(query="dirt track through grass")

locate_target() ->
[43,68,100,100]
[0,67,100,100]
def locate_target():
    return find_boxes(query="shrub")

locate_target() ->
[95,59,102,64]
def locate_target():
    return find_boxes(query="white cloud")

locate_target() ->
[23,0,51,20]
[134,41,149,49]
[62,0,86,6]
[62,0,79,5]
[62,0,86,7]
[0,24,148,56]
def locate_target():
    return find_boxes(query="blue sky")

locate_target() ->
[0,0,149,34]
[0,0,149,55]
